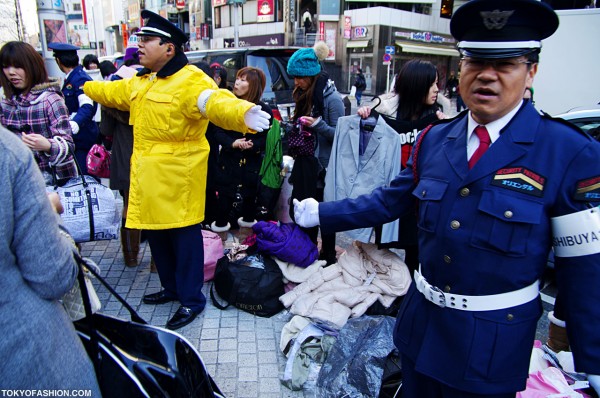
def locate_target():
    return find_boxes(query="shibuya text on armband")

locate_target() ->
[552,207,600,257]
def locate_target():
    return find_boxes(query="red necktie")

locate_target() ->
[468,125,491,169]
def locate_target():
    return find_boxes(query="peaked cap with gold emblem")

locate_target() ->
[450,0,559,59]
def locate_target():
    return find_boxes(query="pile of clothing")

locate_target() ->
[279,241,411,328]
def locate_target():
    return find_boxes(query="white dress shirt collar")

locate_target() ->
[466,100,523,160]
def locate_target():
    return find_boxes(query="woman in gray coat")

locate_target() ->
[0,126,101,393]
[286,42,345,265]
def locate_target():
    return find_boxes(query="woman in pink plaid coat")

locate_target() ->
[0,41,76,185]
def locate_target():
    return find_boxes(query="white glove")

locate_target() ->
[244,105,270,132]
[293,198,320,228]
[69,120,80,134]
[588,374,600,394]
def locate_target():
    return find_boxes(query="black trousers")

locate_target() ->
[146,224,206,312]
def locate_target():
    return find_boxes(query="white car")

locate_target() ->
[99,53,124,69]
[555,104,600,138]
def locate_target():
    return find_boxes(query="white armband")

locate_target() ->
[552,207,600,257]
[78,93,94,108]
[197,89,215,117]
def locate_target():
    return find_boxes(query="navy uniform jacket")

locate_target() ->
[63,65,99,174]
[320,101,600,394]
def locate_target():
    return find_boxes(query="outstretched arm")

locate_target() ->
[197,89,270,133]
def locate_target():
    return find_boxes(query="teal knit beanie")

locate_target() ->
[287,42,329,77]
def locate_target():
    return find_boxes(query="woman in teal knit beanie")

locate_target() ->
[286,42,345,265]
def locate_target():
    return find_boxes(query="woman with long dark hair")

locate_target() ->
[358,59,446,275]
[0,41,76,185]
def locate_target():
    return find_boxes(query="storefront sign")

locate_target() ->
[68,23,90,47]
[343,16,351,39]
[44,19,67,46]
[353,26,368,38]
[176,0,185,9]
[257,0,274,22]
[395,30,455,44]
[224,33,284,47]
[201,23,210,40]
[122,24,129,48]
[325,26,336,60]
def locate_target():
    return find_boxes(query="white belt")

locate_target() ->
[415,270,539,311]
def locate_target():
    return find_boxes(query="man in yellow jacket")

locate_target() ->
[84,10,270,329]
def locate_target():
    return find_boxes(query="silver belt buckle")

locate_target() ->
[426,283,446,308]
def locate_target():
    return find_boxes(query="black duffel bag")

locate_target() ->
[210,254,285,317]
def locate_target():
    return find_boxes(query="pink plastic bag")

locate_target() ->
[203,230,223,282]
[86,144,111,178]
[517,367,590,398]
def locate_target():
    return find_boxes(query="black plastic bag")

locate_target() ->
[210,254,285,317]
[315,316,396,398]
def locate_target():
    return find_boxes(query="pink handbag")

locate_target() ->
[202,230,224,282]
[87,144,111,178]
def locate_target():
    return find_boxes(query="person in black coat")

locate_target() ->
[204,62,227,227]
[209,67,273,237]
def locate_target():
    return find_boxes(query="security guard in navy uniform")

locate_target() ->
[293,0,600,396]
[48,43,99,175]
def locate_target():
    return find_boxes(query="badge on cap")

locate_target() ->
[450,0,559,59]
[481,10,514,30]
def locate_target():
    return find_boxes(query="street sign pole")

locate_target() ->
[386,62,391,93]
[228,0,246,47]
[383,52,392,93]
[233,3,239,47]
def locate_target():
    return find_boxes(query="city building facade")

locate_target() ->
[19,0,594,92]
[63,0,126,56]
[184,0,465,94]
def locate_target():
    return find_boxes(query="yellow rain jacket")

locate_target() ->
[84,56,255,230]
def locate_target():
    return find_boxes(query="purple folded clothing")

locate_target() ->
[253,221,318,268]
